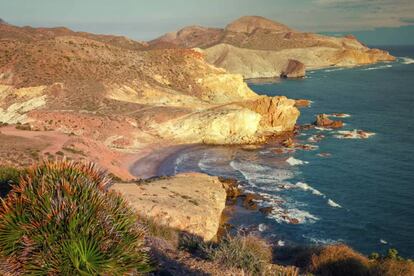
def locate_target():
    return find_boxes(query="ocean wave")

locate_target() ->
[324,67,345,72]
[230,160,294,185]
[286,157,308,166]
[268,206,319,224]
[362,64,392,71]
[296,182,324,196]
[380,239,388,244]
[401,57,414,64]
[303,235,340,245]
[315,126,333,131]
[327,199,342,208]
[174,152,189,174]
[334,129,375,139]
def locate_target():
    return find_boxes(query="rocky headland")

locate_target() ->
[150,16,395,79]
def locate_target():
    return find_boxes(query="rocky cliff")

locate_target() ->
[0,22,299,158]
[111,173,227,241]
[150,16,395,79]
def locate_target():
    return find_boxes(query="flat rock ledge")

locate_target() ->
[111,173,227,241]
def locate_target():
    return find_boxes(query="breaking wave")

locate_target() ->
[362,64,392,71]
[230,160,294,185]
[334,129,376,139]
[286,157,309,166]
[296,182,324,196]
[401,57,414,64]
[327,199,342,208]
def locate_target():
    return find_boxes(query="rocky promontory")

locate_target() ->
[111,173,227,241]
[150,16,395,79]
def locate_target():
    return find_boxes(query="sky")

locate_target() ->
[1,0,414,45]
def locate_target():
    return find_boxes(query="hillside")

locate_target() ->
[150,16,395,78]
[0,22,299,176]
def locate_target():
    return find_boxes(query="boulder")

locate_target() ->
[111,173,227,241]
[281,59,306,78]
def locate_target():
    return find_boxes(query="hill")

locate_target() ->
[0,22,299,176]
[150,16,395,78]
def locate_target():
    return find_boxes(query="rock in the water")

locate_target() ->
[111,173,227,241]
[241,193,264,210]
[259,207,274,215]
[315,114,343,129]
[281,59,306,78]
[282,137,295,148]
[295,99,311,108]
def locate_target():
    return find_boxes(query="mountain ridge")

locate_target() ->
[150,16,395,78]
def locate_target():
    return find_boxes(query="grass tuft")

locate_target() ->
[0,160,151,275]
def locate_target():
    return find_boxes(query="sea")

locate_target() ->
[158,46,414,258]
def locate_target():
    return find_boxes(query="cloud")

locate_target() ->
[309,0,414,31]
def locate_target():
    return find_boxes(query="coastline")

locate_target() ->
[128,143,197,179]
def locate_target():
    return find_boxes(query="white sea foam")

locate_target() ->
[334,129,376,139]
[324,67,345,72]
[286,157,308,166]
[315,126,333,131]
[401,57,414,64]
[327,199,342,208]
[303,235,340,245]
[268,206,319,224]
[174,152,190,174]
[258,223,268,232]
[363,64,393,71]
[296,182,324,196]
[230,160,294,185]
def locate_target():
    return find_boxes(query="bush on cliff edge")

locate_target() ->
[0,161,150,275]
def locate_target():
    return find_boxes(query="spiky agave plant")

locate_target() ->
[0,161,150,275]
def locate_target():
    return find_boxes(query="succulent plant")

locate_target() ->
[0,161,150,275]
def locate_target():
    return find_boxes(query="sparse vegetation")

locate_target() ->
[307,244,371,276]
[15,123,31,131]
[62,146,86,156]
[0,161,151,275]
[205,233,273,274]
[138,215,180,248]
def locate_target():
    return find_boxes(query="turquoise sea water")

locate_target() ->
[159,46,414,258]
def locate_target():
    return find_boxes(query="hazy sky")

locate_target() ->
[1,0,414,44]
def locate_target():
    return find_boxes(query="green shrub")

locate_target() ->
[0,161,150,275]
[205,234,272,274]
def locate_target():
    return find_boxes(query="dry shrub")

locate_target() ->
[309,244,371,276]
[371,258,414,276]
[206,234,273,274]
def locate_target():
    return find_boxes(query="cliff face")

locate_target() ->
[0,23,299,152]
[111,173,227,241]
[150,16,395,79]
